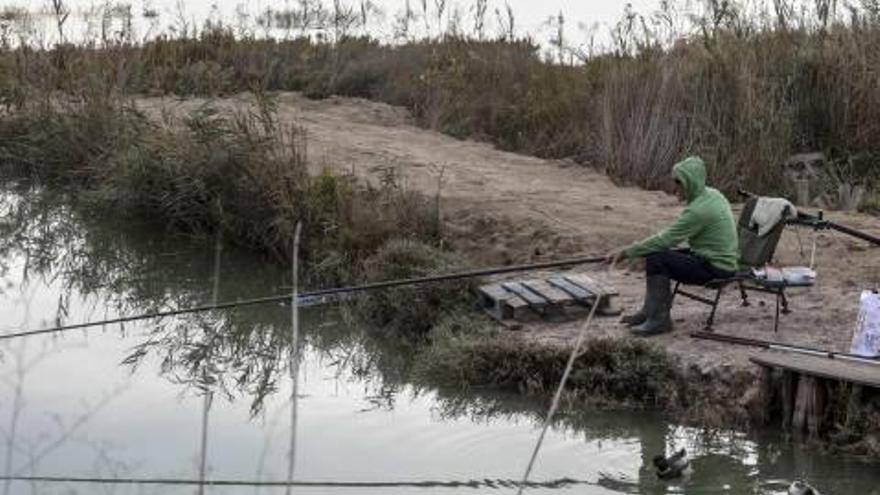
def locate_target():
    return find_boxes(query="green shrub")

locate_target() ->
[355,239,474,341]
[414,334,683,407]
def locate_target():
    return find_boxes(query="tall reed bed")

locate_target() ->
[2,1,880,195]
[0,92,441,285]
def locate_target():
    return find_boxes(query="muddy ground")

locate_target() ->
[137,92,880,374]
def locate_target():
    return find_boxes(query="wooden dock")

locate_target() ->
[478,273,619,322]
[750,350,880,437]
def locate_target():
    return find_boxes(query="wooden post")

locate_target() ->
[758,366,775,425]
[792,375,825,437]
[781,371,797,431]
[845,384,864,430]
[749,351,880,438]
[792,375,810,433]
[806,377,825,439]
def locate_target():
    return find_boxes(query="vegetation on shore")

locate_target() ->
[412,321,880,456]
[355,239,475,341]
[2,1,879,197]
[0,92,444,288]
[416,327,684,405]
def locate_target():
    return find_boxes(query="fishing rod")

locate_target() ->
[789,209,880,246]
[0,254,606,342]
[0,475,594,489]
[691,331,880,365]
[738,189,880,246]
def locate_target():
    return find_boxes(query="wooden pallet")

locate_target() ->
[478,273,619,323]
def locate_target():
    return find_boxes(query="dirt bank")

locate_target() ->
[137,92,880,376]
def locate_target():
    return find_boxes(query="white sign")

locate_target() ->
[850,290,880,357]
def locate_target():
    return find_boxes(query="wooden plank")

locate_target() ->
[750,351,880,389]
[477,284,507,321]
[562,274,621,315]
[521,279,573,305]
[588,275,620,296]
[502,294,530,321]
[563,274,601,295]
[502,282,548,307]
[478,283,528,321]
[564,274,620,296]
[479,283,512,302]
[547,277,594,301]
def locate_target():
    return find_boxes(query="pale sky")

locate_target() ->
[21,0,663,26]
[14,0,671,47]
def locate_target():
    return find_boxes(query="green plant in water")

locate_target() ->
[355,239,474,342]
[415,334,684,408]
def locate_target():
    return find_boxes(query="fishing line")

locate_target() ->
[0,255,606,341]
[515,271,603,495]
[286,221,303,495]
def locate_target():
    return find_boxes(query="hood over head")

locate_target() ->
[672,156,707,203]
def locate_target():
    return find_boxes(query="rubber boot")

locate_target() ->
[621,273,658,326]
[631,275,673,336]
[621,302,647,327]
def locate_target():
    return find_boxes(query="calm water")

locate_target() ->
[1,189,878,495]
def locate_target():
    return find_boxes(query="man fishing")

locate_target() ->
[605,156,738,336]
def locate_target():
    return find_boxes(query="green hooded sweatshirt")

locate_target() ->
[624,156,738,272]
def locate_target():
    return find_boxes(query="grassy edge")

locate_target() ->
[406,314,880,457]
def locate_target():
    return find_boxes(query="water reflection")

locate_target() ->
[1,187,879,494]
[0,187,298,412]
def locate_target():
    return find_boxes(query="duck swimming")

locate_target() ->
[788,480,821,495]
[652,448,691,480]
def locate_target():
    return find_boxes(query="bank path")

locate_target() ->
[138,92,880,371]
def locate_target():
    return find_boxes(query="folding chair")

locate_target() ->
[671,197,796,332]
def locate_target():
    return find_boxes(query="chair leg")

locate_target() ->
[671,281,680,305]
[780,289,791,315]
[774,292,781,333]
[705,287,723,331]
[739,281,750,307]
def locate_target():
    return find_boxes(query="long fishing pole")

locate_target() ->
[791,210,880,246]
[0,255,606,342]
[738,189,880,246]
[0,475,595,489]
[691,331,880,365]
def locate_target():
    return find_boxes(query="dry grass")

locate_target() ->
[3,2,880,195]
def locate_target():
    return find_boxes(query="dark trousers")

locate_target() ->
[645,249,734,285]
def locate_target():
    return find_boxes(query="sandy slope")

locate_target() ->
[137,92,880,370]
